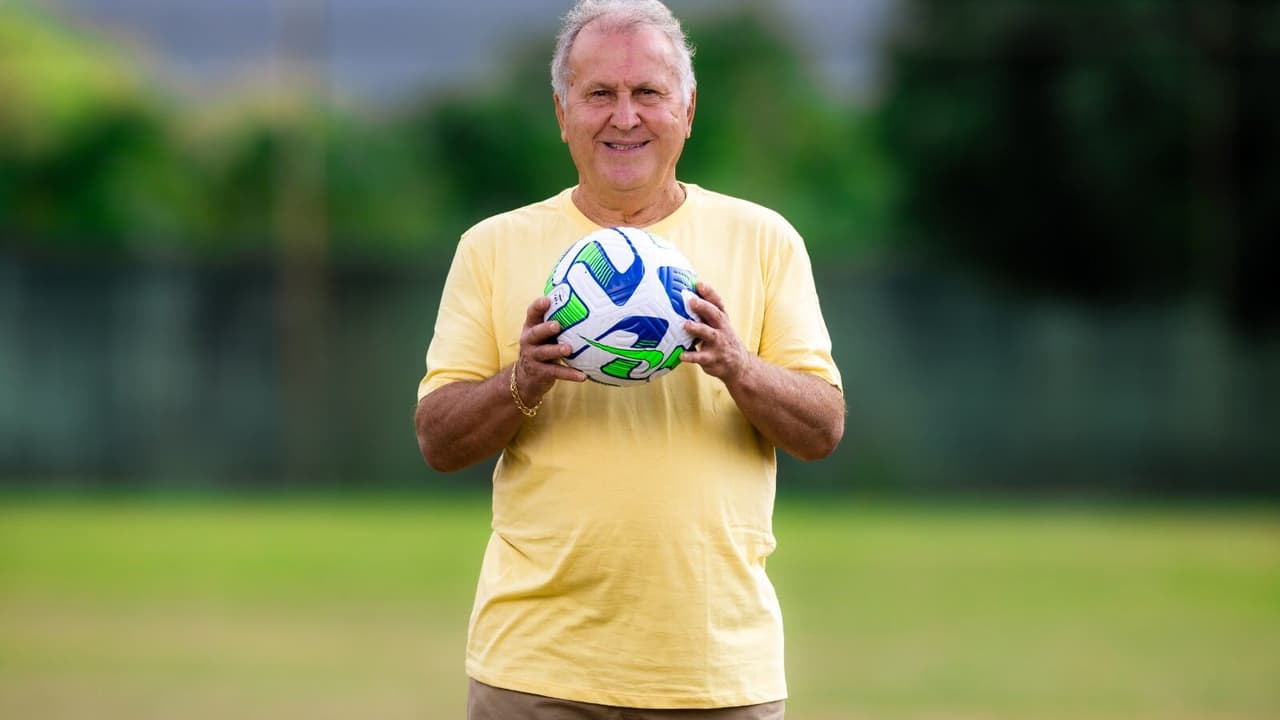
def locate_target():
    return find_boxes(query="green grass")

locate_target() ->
[1,498,1277,719]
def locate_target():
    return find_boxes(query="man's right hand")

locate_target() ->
[514,296,587,407]
[416,295,585,473]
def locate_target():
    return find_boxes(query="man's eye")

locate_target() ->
[590,90,611,98]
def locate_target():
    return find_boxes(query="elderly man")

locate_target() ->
[415,1,844,718]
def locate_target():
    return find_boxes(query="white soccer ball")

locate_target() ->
[543,226,701,387]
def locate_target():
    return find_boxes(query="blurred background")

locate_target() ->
[2,0,1278,718]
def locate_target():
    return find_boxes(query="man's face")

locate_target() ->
[554,22,695,198]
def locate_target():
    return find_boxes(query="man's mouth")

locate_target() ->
[603,141,650,151]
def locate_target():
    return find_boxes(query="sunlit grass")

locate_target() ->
[2,498,1277,719]
[773,502,1280,719]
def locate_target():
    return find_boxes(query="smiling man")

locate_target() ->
[415,2,845,718]
[554,12,693,225]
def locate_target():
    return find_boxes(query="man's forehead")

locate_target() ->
[568,22,679,84]
[571,21,678,65]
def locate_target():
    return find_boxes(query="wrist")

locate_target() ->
[509,365,545,418]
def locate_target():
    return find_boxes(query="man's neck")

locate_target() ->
[572,181,687,228]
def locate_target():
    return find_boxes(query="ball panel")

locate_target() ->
[561,232,645,307]
[657,265,698,322]
[546,283,590,330]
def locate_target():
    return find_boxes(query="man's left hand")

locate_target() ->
[681,282,752,383]
[680,281,844,461]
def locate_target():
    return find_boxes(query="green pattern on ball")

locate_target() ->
[548,289,589,329]
[600,357,642,380]
[660,345,685,370]
[576,241,616,288]
[583,337,685,378]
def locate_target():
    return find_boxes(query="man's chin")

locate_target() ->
[597,171,654,194]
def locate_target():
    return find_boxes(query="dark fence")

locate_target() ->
[2,254,1276,496]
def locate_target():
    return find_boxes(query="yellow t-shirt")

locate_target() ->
[419,184,841,708]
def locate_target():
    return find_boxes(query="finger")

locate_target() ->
[553,365,588,383]
[684,320,717,343]
[687,296,725,328]
[681,349,708,366]
[695,282,726,311]
[525,319,563,346]
[523,306,565,346]
[525,296,552,329]
[529,341,575,362]
[522,354,587,383]
[688,287,730,329]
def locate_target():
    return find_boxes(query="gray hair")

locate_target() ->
[550,0,696,107]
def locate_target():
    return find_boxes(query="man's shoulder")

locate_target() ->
[462,190,571,243]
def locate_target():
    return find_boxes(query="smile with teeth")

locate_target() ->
[604,141,650,151]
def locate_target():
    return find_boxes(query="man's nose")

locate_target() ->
[610,95,641,130]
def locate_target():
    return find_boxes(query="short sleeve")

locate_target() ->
[417,232,500,400]
[758,225,843,391]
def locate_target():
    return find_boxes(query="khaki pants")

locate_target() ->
[467,679,786,720]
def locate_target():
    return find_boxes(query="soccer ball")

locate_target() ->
[543,226,700,387]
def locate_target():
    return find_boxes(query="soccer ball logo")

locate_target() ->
[544,227,700,387]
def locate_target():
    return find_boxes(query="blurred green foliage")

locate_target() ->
[0,6,195,254]
[2,0,1276,318]
[676,9,895,260]
[880,0,1280,331]
[0,4,893,266]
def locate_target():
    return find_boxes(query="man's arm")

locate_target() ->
[416,296,586,472]
[682,282,845,461]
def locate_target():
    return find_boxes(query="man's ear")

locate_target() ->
[685,90,696,139]
[554,93,568,143]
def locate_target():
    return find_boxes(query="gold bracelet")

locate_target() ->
[509,366,543,418]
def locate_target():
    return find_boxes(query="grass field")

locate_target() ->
[1,497,1277,719]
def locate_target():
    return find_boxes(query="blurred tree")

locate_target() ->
[880,0,1280,334]
[680,7,893,260]
[2,5,898,267]
[182,102,290,254]
[396,36,578,251]
[324,112,442,260]
[0,5,199,256]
